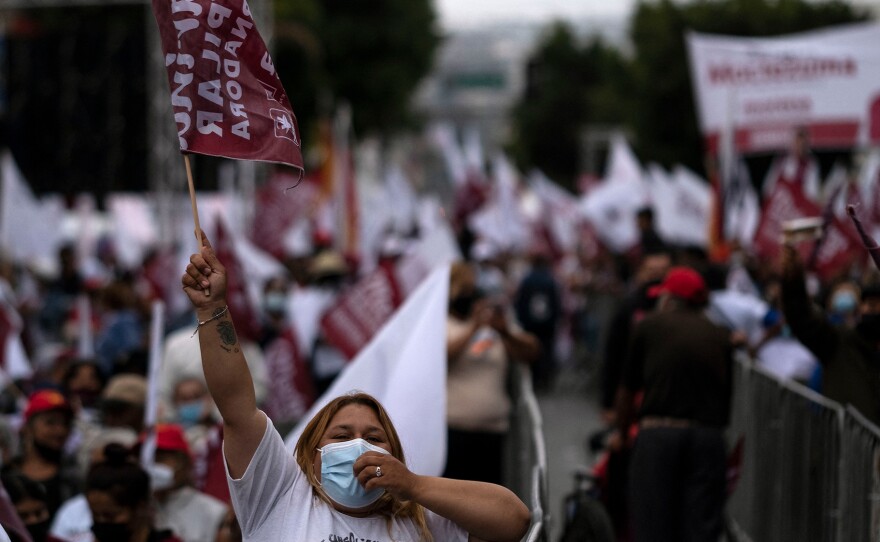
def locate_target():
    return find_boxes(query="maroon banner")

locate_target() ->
[263,328,315,425]
[151,0,303,168]
[213,218,263,342]
[251,170,321,260]
[319,265,404,360]
[754,180,860,280]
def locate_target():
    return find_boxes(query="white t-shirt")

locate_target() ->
[227,414,468,542]
[50,493,93,542]
[156,486,228,542]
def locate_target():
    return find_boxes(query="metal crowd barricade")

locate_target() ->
[839,405,880,542]
[727,357,844,542]
[505,362,549,542]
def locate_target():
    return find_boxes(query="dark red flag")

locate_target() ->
[263,327,315,425]
[320,265,404,360]
[151,0,303,168]
[213,218,263,342]
[754,180,860,280]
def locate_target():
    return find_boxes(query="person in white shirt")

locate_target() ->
[152,424,228,542]
[180,232,531,542]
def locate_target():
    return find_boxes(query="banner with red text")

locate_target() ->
[687,23,880,153]
[151,0,303,168]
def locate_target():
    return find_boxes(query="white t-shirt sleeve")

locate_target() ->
[426,509,469,541]
[226,411,298,536]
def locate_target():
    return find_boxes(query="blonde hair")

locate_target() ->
[294,392,433,541]
[449,261,476,301]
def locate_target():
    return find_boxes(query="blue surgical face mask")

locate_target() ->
[176,400,204,428]
[831,291,858,315]
[318,438,389,509]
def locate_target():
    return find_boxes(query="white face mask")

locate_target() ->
[317,438,389,509]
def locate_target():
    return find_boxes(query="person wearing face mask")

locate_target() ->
[150,424,228,542]
[445,261,540,486]
[826,281,861,327]
[168,376,229,504]
[3,391,80,520]
[180,232,531,542]
[781,245,880,424]
[86,443,181,542]
[1,472,66,542]
[258,276,290,347]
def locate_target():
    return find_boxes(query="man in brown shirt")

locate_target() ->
[615,266,734,542]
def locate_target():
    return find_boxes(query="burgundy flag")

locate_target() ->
[213,218,263,342]
[754,180,860,280]
[263,327,315,425]
[151,0,303,168]
[320,265,404,360]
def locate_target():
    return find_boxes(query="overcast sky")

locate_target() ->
[435,0,637,29]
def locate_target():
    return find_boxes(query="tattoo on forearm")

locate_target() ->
[216,321,237,351]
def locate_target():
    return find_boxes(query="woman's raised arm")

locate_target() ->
[181,232,267,478]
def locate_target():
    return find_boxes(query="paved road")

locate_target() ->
[537,363,606,541]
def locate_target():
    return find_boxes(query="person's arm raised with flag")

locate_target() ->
[181,231,267,480]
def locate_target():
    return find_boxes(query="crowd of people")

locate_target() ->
[0,135,875,542]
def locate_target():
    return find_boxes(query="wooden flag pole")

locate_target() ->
[184,154,203,243]
[184,154,210,296]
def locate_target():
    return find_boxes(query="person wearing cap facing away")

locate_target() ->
[4,391,80,520]
[151,424,228,542]
[613,266,734,542]
[180,232,530,542]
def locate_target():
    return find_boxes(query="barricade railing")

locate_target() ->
[728,356,880,541]
[839,405,880,542]
[506,362,549,542]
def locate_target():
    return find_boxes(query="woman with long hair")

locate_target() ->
[181,232,530,541]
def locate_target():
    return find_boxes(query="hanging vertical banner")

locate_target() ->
[151,0,304,168]
[687,22,880,153]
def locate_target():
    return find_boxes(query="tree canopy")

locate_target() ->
[273,0,440,146]
[510,0,871,187]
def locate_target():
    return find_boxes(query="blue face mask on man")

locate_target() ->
[176,400,204,428]
[318,438,389,509]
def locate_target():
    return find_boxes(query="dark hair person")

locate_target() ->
[85,444,181,542]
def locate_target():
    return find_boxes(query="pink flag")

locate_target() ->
[151,0,303,168]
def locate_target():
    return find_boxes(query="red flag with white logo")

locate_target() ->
[263,328,315,425]
[150,0,303,168]
[754,180,860,280]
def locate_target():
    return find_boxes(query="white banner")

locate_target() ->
[687,22,880,153]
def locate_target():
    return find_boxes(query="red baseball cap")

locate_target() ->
[24,390,72,422]
[154,423,191,456]
[648,266,708,305]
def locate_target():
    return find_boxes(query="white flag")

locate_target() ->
[0,151,63,267]
[285,266,450,476]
